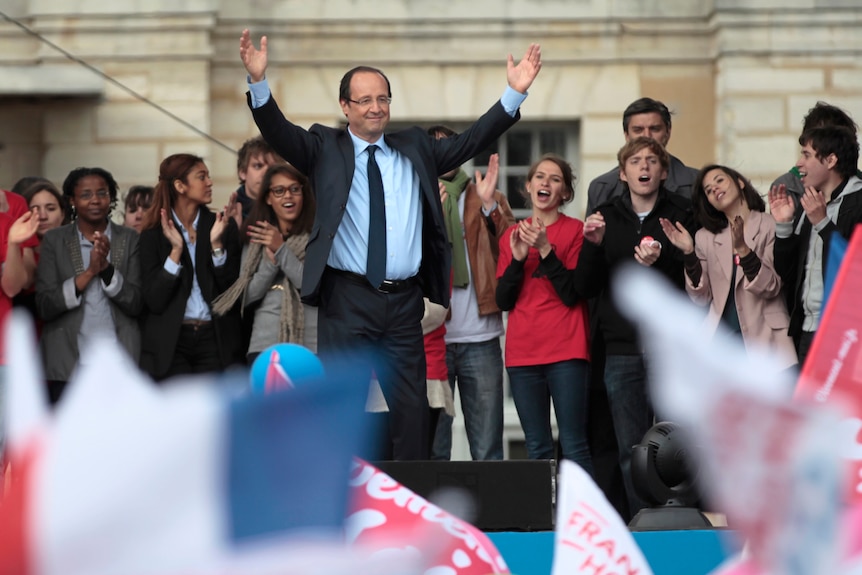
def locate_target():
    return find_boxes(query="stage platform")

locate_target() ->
[488,529,737,575]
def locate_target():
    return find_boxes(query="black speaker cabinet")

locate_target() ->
[374,460,556,531]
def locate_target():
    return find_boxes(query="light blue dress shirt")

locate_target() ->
[248,77,526,279]
[162,208,227,321]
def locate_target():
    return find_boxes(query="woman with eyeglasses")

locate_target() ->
[35,167,143,403]
[139,153,243,381]
[213,163,317,362]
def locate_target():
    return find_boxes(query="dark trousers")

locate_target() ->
[318,268,429,461]
[164,322,222,380]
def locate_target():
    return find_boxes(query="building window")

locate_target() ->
[389,121,580,220]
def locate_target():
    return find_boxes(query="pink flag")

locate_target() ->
[347,458,510,575]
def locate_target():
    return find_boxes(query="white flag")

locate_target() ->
[552,459,654,575]
[615,265,845,575]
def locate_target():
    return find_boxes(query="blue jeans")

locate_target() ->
[604,354,654,518]
[507,359,594,475]
[431,339,504,460]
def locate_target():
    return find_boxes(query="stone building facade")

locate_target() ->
[1,0,860,456]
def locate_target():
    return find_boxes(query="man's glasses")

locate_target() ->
[346,96,392,108]
[270,185,303,198]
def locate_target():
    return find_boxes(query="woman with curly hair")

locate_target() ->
[36,167,142,402]
[213,163,316,362]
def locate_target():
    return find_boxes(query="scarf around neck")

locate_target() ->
[440,169,472,287]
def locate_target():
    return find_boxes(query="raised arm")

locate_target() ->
[507,44,542,93]
[240,29,268,83]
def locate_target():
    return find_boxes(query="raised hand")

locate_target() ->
[160,208,184,264]
[659,217,693,255]
[210,211,229,252]
[768,183,795,223]
[248,220,284,253]
[800,185,828,226]
[510,227,529,261]
[507,43,542,94]
[225,190,243,230]
[583,213,606,245]
[729,215,751,257]
[475,153,500,211]
[240,29,268,83]
[8,210,39,246]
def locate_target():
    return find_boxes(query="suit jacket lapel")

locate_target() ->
[108,222,126,267]
[714,226,733,286]
[338,132,356,195]
[63,225,86,276]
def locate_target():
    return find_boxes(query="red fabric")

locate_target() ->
[497,215,590,367]
[0,192,39,365]
[423,323,447,381]
[348,458,510,574]
[0,443,39,575]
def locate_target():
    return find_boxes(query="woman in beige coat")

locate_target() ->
[661,164,797,370]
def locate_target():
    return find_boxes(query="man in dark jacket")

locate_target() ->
[575,137,694,520]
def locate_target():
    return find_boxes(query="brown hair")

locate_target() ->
[693,164,765,234]
[237,136,281,178]
[142,153,205,231]
[520,153,577,208]
[617,137,670,172]
[241,163,316,241]
[22,180,70,227]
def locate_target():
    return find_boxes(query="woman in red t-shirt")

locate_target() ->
[495,154,592,474]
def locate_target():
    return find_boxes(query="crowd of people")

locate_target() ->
[0,31,859,524]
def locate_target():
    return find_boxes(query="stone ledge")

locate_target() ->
[0,64,103,96]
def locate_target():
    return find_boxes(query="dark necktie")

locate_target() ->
[365,144,386,288]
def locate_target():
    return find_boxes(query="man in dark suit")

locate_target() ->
[240,30,541,460]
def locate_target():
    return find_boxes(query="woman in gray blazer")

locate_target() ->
[36,167,142,403]
[212,163,317,362]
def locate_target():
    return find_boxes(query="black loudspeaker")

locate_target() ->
[374,460,556,531]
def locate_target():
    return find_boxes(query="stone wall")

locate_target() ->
[0,0,860,218]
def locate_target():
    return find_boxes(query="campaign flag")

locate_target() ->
[615,265,845,575]
[347,458,510,575]
[794,225,862,504]
[710,505,862,575]
[551,459,653,575]
[0,317,378,575]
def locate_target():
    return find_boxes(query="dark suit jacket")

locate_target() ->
[249,93,520,307]
[36,222,142,381]
[138,208,242,379]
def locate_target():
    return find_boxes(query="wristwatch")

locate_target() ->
[212,247,225,258]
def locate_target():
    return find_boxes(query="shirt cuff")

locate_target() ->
[775,221,794,239]
[248,77,272,109]
[212,252,227,267]
[63,277,81,308]
[813,217,830,233]
[102,269,124,298]
[164,257,182,276]
[500,86,527,117]
[481,201,498,217]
